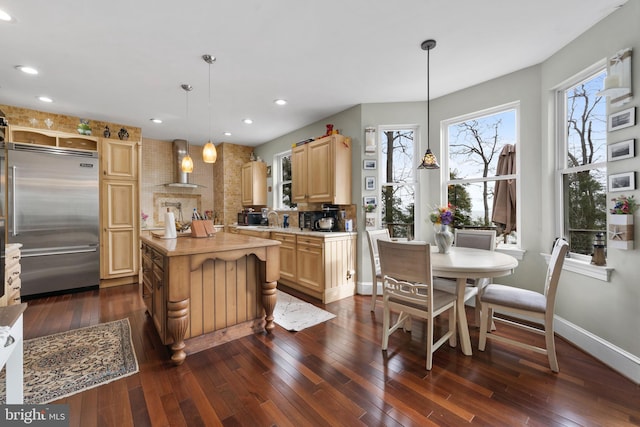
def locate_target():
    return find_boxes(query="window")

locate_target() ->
[380,127,417,239]
[556,65,607,256]
[274,150,296,209]
[443,103,519,246]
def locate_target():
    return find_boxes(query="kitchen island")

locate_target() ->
[140,232,280,365]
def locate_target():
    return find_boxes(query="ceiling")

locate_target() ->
[0,0,626,146]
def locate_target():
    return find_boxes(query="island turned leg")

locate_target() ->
[262,280,277,333]
[167,298,189,365]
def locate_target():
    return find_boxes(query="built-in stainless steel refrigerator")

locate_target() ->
[7,143,99,297]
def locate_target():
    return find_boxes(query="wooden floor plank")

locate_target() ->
[19,284,640,426]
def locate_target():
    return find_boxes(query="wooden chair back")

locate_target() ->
[543,238,569,311]
[366,229,390,279]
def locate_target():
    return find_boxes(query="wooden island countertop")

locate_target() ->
[140,232,280,365]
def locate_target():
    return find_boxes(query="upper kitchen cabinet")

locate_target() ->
[241,161,267,207]
[9,126,98,151]
[101,139,138,180]
[292,134,352,205]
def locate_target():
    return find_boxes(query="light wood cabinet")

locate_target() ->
[292,135,352,205]
[141,243,166,340]
[241,161,267,206]
[2,245,22,307]
[100,138,140,286]
[271,232,296,282]
[296,235,324,293]
[275,231,356,303]
[101,138,138,180]
[9,126,98,151]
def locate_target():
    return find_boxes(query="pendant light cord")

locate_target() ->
[426,47,430,151]
[208,61,212,140]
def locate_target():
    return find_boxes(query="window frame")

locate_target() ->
[544,58,614,282]
[378,125,420,239]
[273,149,295,210]
[553,59,608,260]
[440,101,522,254]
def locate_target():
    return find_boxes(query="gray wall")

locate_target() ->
[255,1,639,378]
[539,1,640,357]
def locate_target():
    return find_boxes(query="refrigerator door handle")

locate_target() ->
[21,246,98,258]
[9,165,17,236]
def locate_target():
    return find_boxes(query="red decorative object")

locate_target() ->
[325,124,334,135]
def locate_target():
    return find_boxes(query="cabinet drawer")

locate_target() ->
[272,232,296,244]
[296,236,323,248]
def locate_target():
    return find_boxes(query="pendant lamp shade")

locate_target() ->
[418,39,440,170]
[202,54,218,164]
[181,154,194,173]
[203,141,217,163]
[181,84,194,173]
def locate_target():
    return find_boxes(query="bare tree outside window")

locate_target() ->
[560,70,607,255]
[276,152,296,209]
[380,128,416,239]
[446,107,518,243]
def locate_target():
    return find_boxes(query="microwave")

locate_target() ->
[238,211,263,226]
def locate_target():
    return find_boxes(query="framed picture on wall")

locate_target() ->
[363,196,377,207]
[608,171,635,192]
[608,107,635,132]
[363,159,377,170]
[608,139,634,161]
[365,176,376,191]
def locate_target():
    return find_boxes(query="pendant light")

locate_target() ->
[180,84,194,173]
[202,54,218,163]
[418,39,440,170]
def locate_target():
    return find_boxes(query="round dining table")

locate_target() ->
[430,246,519,356]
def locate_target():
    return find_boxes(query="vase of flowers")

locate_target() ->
[141,211,149,229]
[430,204,455,253]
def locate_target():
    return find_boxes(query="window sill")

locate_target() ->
[540,253,612,282]
[496,245,525,260]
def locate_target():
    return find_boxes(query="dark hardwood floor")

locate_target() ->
[21,284,640,427]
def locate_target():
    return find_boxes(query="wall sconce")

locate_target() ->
[364,127,376,153]
[597,47,632,107]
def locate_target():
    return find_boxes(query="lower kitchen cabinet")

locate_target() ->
[274,232,356,303]
[141,243,166,340]
[296,236,324,294]
[271,233,296,282]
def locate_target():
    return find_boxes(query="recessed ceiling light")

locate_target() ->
[242,118,253,124]
[16,65,38,75]
[0,9,12,21]
[37,96,53,103]
[274,99,287,106]
[224,132,232,136]
[150,118,162,124]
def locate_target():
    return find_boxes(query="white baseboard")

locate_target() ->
[357,280,639,384]
[554,315,640,384]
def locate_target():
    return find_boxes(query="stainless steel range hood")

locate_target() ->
[164,139,203,188]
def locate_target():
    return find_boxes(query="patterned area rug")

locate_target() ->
[0,318,138,404]
[274,290,336,331]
